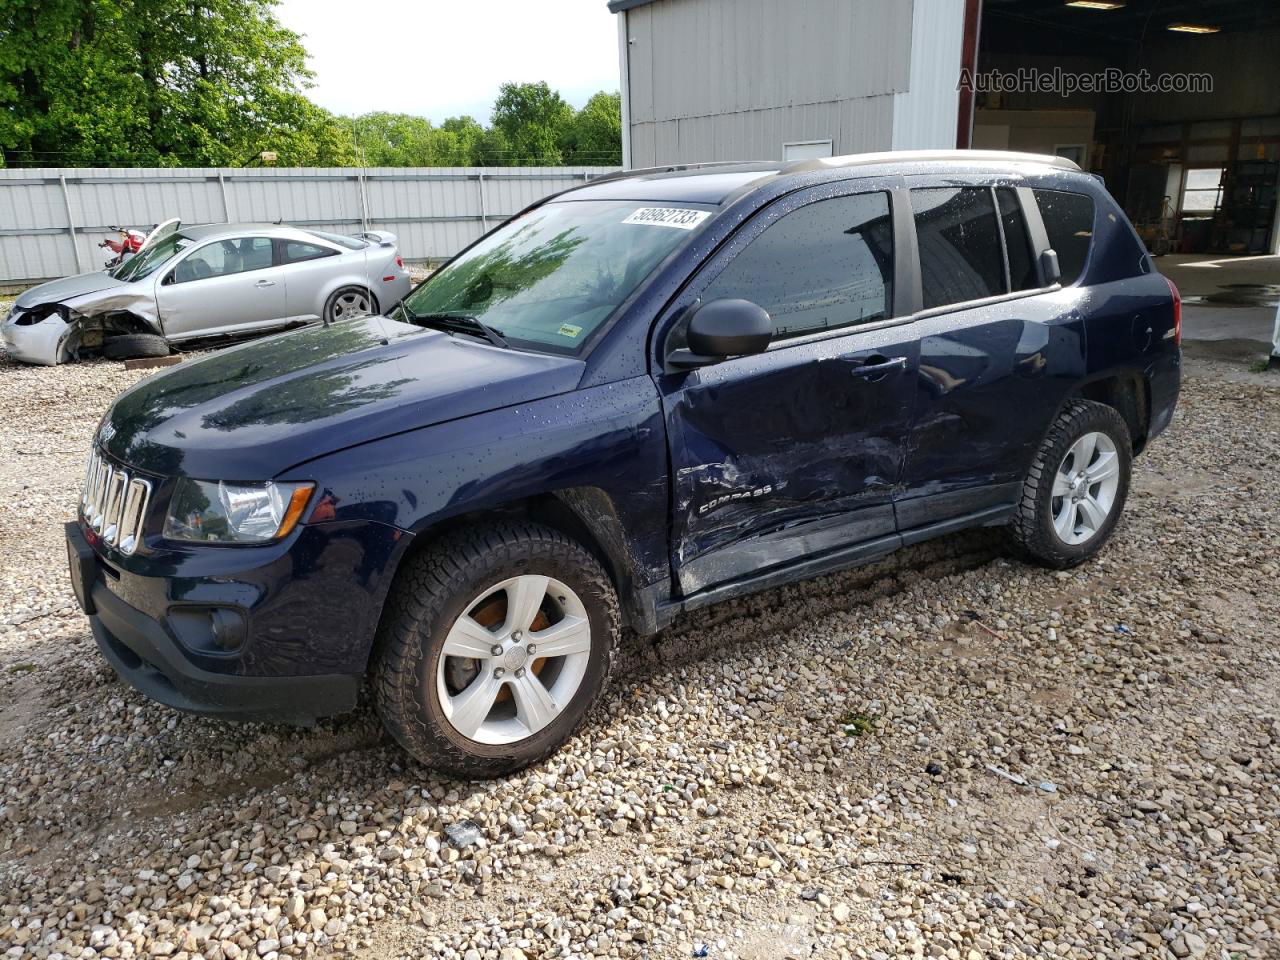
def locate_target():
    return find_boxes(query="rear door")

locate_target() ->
[155,236,287,339]
[896,182,1087,531]
[656,183,921,596]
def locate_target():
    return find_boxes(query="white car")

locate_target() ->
[2,220,412,364]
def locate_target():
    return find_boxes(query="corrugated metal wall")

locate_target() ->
[622,0,915,166]
[891,0,965,150]
[0,166,619,284]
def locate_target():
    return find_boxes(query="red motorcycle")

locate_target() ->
[99,224,151,269]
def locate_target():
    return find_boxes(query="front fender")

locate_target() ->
[279,375,671,608]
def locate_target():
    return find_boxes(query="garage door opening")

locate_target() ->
[971,0,1280,257]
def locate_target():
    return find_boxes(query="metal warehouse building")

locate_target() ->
[610,0,1280,257]
[610,0,973,166]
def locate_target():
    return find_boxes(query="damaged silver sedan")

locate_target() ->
[2,220,412,364]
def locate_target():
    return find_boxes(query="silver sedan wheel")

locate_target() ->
[330,290,371,322]
[1051,431,1120,546]
[435,575,592,745]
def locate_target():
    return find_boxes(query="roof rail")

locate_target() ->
[579,160,772,187]
[571,150,1080,194]
[781,149,1082,175]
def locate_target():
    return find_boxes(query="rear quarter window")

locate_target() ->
[1033,189,1095,286]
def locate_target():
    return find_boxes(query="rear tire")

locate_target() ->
[373,522,620,778]
[1006,399,1132,568]
[324,286,376,324]
[102,333,170,360]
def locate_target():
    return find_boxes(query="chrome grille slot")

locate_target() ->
[80,447,152,556]
[117,476,151,555]
[102,470,127,543]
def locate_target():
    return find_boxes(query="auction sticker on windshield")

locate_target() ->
[622,207,711,230]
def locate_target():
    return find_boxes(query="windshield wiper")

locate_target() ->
[401,308,509,349]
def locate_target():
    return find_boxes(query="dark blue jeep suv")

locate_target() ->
[67,150,1181,776]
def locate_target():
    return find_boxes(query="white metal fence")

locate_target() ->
[0,165,621,284]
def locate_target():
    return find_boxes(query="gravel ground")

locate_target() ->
[1,316,1278,960]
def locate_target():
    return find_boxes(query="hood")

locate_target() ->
[16,270,131,308]
[101,316,585,479]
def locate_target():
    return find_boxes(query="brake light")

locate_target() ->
[1166,276,1182,347]
[395,256,404,269]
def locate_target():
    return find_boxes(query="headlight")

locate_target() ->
[163,479,314,544]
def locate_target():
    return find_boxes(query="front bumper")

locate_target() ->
[1,310,70,365]
[90,571,359,724]
[67,515,410,725]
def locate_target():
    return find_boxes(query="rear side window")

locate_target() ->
[997,188,1038,291]
[912,187,1006,309]
[282,241,336,264]
[1033,189,1095,285]
[701,192,894,339]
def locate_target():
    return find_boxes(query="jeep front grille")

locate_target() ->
[82,448,152,556]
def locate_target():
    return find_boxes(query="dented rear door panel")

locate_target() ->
[897,292,1086,529]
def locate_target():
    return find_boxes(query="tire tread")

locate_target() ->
[372,521,619,778]
[1006,399,1132,569]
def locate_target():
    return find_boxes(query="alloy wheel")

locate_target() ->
[435,574,592,745]
[331,290,371,322]
[1050,431,1120,545]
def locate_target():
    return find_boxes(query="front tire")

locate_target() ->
[373,522,620,778]
[1007,399,1132,568]
[102,333,170,360]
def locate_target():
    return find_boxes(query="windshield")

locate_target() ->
[112,233,192,281]
[400,199,714,353]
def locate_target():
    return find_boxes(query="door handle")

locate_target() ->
[255,279,276,288]
[849,356,908,380]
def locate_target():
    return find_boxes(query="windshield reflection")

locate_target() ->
[402,199,713,354]
[112,234,190,282]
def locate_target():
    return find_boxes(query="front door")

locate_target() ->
[656,186,920,596]
[156,236,286,339]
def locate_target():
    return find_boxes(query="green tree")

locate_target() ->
[490,81,574,165]
[561,91,622,166]
[340,112,437,166]
[436,115,487,165]
[0,0,352,166]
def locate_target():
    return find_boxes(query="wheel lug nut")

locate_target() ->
[512,630,522,641]
[526,644,536,655]
[493,667,505,679]
[515,668,525,679]
[490,644,503,657]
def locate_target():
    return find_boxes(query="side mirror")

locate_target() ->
[667,298,773,369]
[1039,249,1062,286]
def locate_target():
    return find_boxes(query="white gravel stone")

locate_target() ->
[0,324,1278,959]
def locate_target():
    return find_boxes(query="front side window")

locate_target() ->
[172,237,273,283]
[701,192,894,339]
[912,187,1006,309]
[401,199,711,354]
[1033,189,1095,286]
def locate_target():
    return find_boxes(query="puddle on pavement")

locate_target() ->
[1182,283,1280,308]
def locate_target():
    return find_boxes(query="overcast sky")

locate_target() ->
[272,0,621,123]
